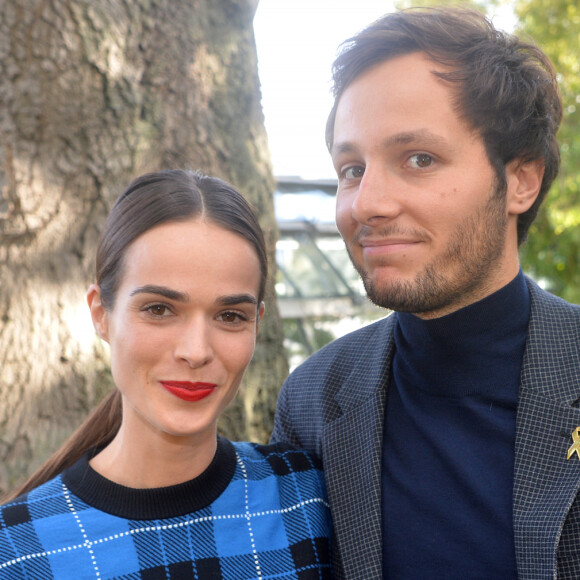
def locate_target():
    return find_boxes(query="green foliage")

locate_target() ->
[395,0,487,11]
[514,0,580,303]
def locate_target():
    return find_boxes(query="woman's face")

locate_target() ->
[88,219,263,445]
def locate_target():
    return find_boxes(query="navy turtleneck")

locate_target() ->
[382,270,530,579]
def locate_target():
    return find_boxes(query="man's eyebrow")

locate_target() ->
[331,129,450,158]
[216,294,258,307]
[383,130,449,148]
[330,141,358,159]
[130,285,189,302]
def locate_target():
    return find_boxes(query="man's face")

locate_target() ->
[331,52,525,319]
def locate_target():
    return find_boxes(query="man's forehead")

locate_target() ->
[328,52,458,147]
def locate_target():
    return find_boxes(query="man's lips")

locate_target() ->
[160,381,218,402]
[360,238,422,256]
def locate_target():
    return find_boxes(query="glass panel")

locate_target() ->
[275,232,351,298]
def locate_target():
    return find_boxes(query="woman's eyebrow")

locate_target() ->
[130,287,258,306]
[216,294,258,306]
[130,285,189,302]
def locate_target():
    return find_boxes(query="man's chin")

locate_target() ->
[364,275,443,314]
[363,276,409,311]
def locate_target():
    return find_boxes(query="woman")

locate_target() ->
[0,170,332,579]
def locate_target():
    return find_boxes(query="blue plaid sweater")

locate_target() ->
[0,438,332,579]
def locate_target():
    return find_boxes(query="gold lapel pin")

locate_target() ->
[567,427,580,461]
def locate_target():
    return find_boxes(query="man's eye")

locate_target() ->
[342,166,365,179]
[408,153,433,169]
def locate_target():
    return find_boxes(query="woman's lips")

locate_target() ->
[160,381,218,402]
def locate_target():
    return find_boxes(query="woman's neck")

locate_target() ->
[89,420,218,489]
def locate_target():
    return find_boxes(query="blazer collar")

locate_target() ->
[323,314,396,580]
[333,314,396,414]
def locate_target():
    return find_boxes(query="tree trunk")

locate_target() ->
[0,0,287,494]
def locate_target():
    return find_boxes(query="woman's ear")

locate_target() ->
[506,159,545,216]
[87,284,109,342]
[256,301,265,332]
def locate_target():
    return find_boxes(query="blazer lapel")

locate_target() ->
[514,281,580,579]
[321,316,395,580]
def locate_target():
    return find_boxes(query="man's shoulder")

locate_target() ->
[273,314,394,448]
[524,277,580,390]
[291,313,395,376]
[526,276,580,322]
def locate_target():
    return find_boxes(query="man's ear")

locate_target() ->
[87,284,109,343]
[506,158,544,216]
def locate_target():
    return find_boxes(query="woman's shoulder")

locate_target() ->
[231,440,323,473]
[228,440,330,529]
[229,440,327,501]
[1,474,65,511]
[0,475,69,565]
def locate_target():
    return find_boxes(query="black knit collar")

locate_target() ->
[61,436,236,520]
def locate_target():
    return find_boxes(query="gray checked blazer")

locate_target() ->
[271,277,580,579]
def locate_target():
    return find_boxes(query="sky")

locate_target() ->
[253,1,517,180]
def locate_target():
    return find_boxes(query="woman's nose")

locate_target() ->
[174,318,214,368]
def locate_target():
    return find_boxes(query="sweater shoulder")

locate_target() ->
[232,441,324,475]
[1,475,64,512]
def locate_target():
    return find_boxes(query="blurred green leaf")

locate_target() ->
[515,0,580,302]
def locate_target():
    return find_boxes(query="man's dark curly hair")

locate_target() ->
[326,7,562,245]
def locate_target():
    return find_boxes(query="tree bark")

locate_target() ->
[0,0,286,494]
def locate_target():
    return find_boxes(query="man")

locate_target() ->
[271,7,580,580]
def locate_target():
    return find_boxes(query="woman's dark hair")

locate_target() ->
[325,6,562,245]
[5,169,267,501]
[98,169,268,308]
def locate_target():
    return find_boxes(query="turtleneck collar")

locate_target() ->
[393,270,530,398]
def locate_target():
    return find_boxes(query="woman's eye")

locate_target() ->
[145,304,171,317]
[342,165,365,180]
[408,153,434,169]
[217,311,247,324]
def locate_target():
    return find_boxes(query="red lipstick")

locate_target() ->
[160,381,217,402]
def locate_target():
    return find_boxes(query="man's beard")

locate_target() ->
[348,178,509,315]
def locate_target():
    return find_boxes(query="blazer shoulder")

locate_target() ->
[273,313,394,451]
[290,313,395,378]
[522,276,580,402]
[526,276,580,325]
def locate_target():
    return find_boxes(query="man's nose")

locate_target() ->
[350,167,403,226]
